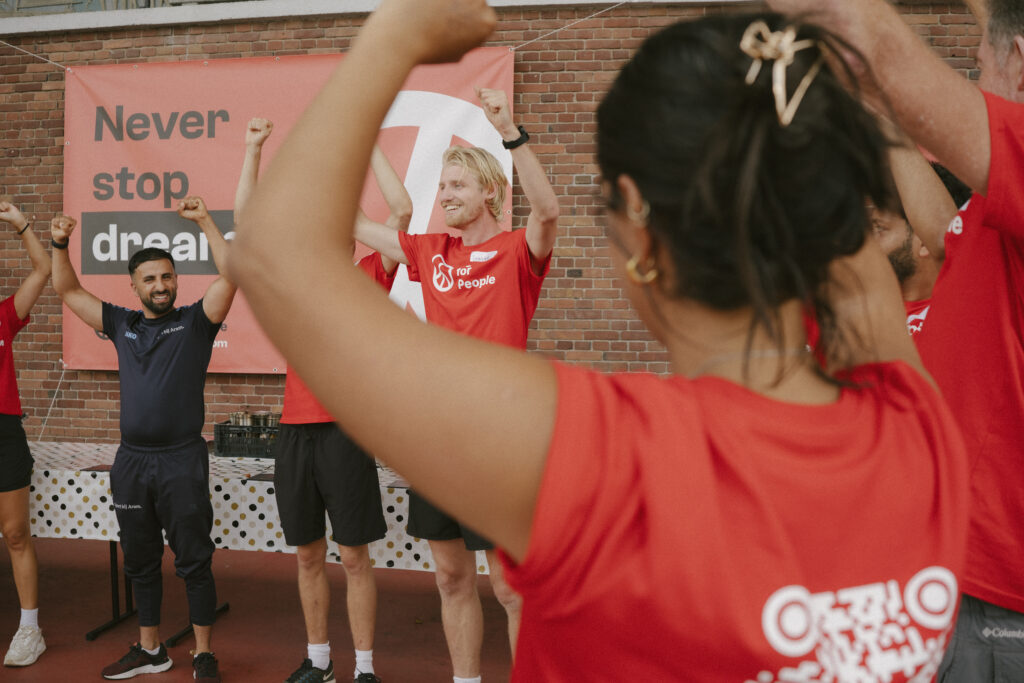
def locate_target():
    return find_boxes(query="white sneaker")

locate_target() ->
[3,624,46,667]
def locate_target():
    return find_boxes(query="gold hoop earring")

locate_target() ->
[625,253,658,285]
[625,200,651,224]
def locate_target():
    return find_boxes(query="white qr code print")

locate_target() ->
[748,566,957,683]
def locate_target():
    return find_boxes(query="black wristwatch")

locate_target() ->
[502,125,530,150]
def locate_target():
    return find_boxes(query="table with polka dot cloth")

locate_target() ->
[27,442,491,574]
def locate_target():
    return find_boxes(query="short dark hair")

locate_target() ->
[931,163,973,208]
[597,13,896,373]
[128,248,175,275]
[988,0,1024,55]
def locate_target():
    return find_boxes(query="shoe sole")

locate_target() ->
[102,659,174,679]
[3,642,46,667]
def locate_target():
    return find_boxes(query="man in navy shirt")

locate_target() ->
[51,197,235,682]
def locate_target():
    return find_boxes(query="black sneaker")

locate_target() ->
[101,643,173,679]
[192,652,220,682]
[285,658,336,682]
[354,674,381,682]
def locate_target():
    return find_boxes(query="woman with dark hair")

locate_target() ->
[0,201,49,668]
[230,1,968,680]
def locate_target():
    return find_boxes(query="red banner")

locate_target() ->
[63,48,514,372]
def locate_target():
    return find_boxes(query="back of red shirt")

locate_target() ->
[281,253,396,424]
[915,93,1024,612]
[503,361,968,682]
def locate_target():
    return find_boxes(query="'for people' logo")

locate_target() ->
[432,254,454,292]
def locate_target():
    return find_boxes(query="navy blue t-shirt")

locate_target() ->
[102,300,220,447]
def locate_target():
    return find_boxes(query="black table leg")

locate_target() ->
[85,541,137,641]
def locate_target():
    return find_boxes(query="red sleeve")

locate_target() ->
[398,232,422,283]
[501,363,664,608]
[355,252,396,293]
[980,92,1024,238]
[1,296,29,337]
[517,228,551,282]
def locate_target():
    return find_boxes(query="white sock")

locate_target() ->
[19,608,38,628]
[308,641,331,671]
[142,644,161,656]
[453,677,482,683]
[355,648,374,676]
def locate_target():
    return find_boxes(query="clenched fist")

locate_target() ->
[51,214,77,242]
[369,0,496,66]
[177,196,210,223]
[246,118,274,148]
[0,202,28,232]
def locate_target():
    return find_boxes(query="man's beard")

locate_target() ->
[887,234,917,284]
[142,289,176,316]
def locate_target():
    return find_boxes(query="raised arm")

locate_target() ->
[0,203,50,320]
[354,211,409,266]
[234,118,274,219]
[231,0,554,561]
[888,139,959,261]
[50,214,103,332]
[765,0,991,194]
[177,196,236,324]
[477,87,559,270]
[828,237,928,378]
[369,143,413,272]
[965,0,990,32]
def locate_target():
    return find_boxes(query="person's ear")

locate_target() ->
[615,174,653,260]
[1013,35,1024,94]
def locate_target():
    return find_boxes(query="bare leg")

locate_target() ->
[338,544,376,651]
[0,486,37,611]
[296,537,330,645]
[485,549,522,662]
[139,625,160,651]
[193,624,212,653]
[430,539,482,678]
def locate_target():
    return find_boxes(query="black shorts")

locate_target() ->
[273,422,386,548]
[938,593,1024,682]
[0,414,32,493]
[407,489,493,552]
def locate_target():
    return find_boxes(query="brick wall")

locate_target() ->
[0,2,981,442]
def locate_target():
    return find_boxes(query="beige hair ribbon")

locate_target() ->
[740,21,824,127]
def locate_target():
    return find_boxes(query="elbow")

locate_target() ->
[535,200,560,229]
[393,202,413,232]
[227,233,272,293]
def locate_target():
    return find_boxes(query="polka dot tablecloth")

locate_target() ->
[27,442,490,574]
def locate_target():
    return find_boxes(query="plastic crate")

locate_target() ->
[213,421,279,458]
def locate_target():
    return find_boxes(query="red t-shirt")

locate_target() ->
[0,296,29,417]
[904,299,930,337]
[502,361,967,682]
[915,93,1024,612]
[280,253,396,424]
[398,229,549,349]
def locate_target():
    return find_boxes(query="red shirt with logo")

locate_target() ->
[398,229,549,349]
[281,253,396,425]
[904,299,930,337]
[0,296,29,417]
[915,92,1024,613]
[502,361,968,682]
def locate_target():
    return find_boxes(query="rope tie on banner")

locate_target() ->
[37,359,67,442]
[513,1,630,51]
[0,39,68,70]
